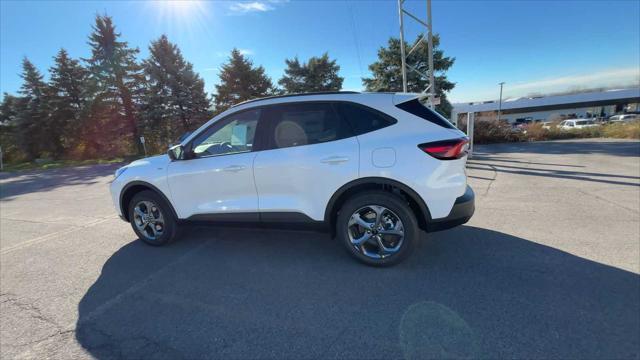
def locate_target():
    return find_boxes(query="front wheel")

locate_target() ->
[336,191,419,266]
[128,190,179,246]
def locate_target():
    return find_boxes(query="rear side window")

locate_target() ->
[336,102,397,135]
[396,99,456,129]
[266,103,352,149]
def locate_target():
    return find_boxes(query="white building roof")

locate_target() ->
[453,87,640,113]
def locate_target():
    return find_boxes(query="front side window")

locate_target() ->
[191,109,260,157]
[267,103,351,149]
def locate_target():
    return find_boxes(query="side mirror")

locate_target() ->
[167,144,184,161]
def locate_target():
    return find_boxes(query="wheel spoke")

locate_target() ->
[380,229,403,237]
[370,205,385,227]
[134,207,145,219]
[350,213,372,229]
[351,232,372,245]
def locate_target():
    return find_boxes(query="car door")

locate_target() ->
[167,108,264,220]
[253,102,359,222]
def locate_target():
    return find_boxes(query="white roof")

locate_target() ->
[453,88,640,113]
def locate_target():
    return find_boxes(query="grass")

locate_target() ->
[1,158,126,173]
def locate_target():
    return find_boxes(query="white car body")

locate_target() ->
[110,92,473,240]
[609,114,639,123]
[558,119,599,130]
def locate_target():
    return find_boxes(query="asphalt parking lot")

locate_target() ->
[1,138,639,359]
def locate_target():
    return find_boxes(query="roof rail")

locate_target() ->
[231,91,361,107]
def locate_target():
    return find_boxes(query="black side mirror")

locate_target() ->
[168,144,184,161]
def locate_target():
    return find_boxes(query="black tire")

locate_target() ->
[128,190,179,246]
[336,191,419,266]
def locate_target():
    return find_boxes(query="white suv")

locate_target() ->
[110,92,474,266]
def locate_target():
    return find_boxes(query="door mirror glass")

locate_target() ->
[168,144,184,161]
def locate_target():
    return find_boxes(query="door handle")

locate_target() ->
[223,165,246,172]
[321,156,349,164]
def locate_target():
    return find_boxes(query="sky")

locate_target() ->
[1,0,639,103]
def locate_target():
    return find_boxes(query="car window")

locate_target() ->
[266,103,351,149]
[336,102,397,135]
[191,109,260,157]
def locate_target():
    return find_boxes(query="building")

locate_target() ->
[451,87,640,125]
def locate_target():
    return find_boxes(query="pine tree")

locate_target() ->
[141,35,211,149]
[84,14,143,156]
[278,53,343,94]
[363,35,455,117]
[48,48,89,154]
[0,93,22,162]
[213,49,274,112]
[16,58,50,159]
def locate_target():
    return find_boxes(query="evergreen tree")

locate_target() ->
[362,35,455,117]
[84,14,143,155]
[141,35,211,148]
[15,58,50,159]
[0,93,22,162]
[48,48,89,154]
[278,53,343,94]
[213,49,274,112]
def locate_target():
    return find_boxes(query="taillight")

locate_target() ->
[418,137,469,160]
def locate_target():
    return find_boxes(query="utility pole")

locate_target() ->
[397,0,435,107]
[497,82,505,122]
[397,0,408,93]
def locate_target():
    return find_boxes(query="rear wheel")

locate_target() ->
[128,190,178,246]
[336,191,419,266]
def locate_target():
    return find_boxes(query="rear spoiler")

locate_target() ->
[392,92,422,106]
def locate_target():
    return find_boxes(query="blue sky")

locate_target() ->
[1,0,639,103]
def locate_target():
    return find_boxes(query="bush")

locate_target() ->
[461,120,640,144]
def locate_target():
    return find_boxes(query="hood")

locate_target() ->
[125,154,171,170]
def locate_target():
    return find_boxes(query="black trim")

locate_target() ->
[188,212,259,222]
[324,177,432,226]
[119,181,179,222]
[396,98,457,129]
[185,211,327,232]
[232,91,360,108]
[427,185,475,232]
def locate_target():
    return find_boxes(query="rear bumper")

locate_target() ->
[427,185,475,232]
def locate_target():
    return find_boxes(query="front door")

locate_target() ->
[167,108,263,220]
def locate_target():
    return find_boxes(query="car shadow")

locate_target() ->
[75,226,639,359]
[0,163,121,200]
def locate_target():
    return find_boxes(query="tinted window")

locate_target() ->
[191,109,260,157]
[267,103,351,149]
[336,102,397,135]
[396,99,457,129]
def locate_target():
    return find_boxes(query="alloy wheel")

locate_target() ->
[347,205,404,259]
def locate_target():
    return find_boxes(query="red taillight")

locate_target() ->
[419,137,469,160]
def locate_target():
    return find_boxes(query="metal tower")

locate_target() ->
[397,0,436,108]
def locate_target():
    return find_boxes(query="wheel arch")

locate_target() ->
[324,177,432,233]
[119,181,178,222]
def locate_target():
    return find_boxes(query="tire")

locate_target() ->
[336,191,419,266]
[128,190,179,246]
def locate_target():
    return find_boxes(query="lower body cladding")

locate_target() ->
[181,185,476,233]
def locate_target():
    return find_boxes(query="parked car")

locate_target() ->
[609,114,639,123]
[558,119,599,130]
[541,122,554,130]
[110,92,475,266]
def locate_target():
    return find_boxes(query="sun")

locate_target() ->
[146,0,211,39]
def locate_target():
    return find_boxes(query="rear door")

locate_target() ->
[253,102,359,221]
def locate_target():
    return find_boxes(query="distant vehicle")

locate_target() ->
[609,114,639,123]
[541,122,554,130]
[558,119,599,130]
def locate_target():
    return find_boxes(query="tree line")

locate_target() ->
[0,14,455,163]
